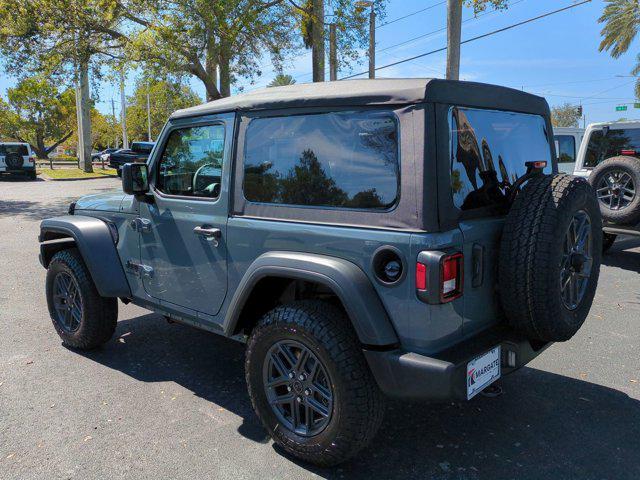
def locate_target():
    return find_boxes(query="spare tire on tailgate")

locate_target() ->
[588,156,640,226]
[499,174,602,342]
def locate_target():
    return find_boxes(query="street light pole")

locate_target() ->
[120,71,129,150]
[329,23,338,81]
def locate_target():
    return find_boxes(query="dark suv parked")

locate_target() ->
[108,141,155,175]
[39,79,602,466]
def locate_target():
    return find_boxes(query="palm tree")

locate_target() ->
[267,74,297,88]
[599,0,640,58]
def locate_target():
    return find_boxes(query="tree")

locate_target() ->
[121,0,297,101]
[0,0,125,171]
[126,78,201,141]
[267,74,297,87]
[294,0,387,82]
[599,0,640,58]
[599,1,640,96]
[551,103,582,128]
[446,0,509,80]
[0,77,76,158]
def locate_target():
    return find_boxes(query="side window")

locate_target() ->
[555,135,576,163]
[243,110,399,209]
[584,127,640,167]
[156,125,225,198]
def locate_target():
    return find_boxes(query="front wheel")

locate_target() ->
[245,301,385,467]
[46,248,117,349]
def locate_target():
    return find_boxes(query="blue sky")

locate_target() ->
[1,0,638,126]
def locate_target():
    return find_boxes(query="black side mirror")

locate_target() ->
[122,162,150,197]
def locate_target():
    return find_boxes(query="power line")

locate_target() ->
[340,0,591,80]
[377,0,525,56]
[376,1,446,29]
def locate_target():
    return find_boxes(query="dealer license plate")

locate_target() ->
[466,346,501,400]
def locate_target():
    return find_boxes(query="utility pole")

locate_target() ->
[146,85,152,142]
[111,98,118,148]
[357,1,376,79]
[329,23,338,81]
[120,71,129,150]
[311,0,325,82]
[446,0,462,80]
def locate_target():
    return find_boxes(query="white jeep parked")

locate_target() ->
[573,121,640,251]
[0,142,37,180]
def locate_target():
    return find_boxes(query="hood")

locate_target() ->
[75,191,127,212]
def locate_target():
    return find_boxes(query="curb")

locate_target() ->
[39,174,119,182]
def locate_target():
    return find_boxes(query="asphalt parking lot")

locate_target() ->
[1,177,639,480]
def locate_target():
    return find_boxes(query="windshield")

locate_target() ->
[583,127,640,167]
[450,107,552,212]
[131,142,154,154]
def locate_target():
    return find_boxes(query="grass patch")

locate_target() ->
[38,168,117,180]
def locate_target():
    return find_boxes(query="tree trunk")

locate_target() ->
[312,0,325,82]
[77,61,93,173]
[446,0,462,80]
[219,53,231,98]
[33,134,47,159]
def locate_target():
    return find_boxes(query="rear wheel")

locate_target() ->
[46,248,117,349]
[499,174,602,342]
[245,300,384,467]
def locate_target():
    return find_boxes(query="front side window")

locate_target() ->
[243,110,399,210]
[555,135,576,164]
[584,127,640,167]
[156,125,225,198]
[450,107,552,212]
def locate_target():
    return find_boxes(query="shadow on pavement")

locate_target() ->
[79,313,640,480]
[602,236,640,273]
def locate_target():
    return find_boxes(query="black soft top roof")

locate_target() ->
[170,78,550,119]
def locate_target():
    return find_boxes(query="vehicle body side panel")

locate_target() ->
[223,250,399,346]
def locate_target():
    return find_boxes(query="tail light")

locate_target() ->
[29,156,36,164]
[621,149,636,156]
[416,251,464,304]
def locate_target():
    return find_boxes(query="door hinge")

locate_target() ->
[130,218,152,233]
[126,260,154,278]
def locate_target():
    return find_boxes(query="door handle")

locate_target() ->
[193,225,221,245]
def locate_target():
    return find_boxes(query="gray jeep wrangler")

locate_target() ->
[39,79,602,466]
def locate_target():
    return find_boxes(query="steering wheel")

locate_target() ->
[192,163,221,197]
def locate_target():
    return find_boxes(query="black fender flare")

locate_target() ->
[39,215,131,298]
[224,251,399,347]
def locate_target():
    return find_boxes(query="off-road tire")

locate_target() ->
[588,156,640,225]
[46,248,117,349]
[245,300,385,467]
[5,152,22,169]
[602,232,617,253]
[499,174,602,342]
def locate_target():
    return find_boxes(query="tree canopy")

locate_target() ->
[0,76,76,158]
[551,103,582,128]
[125,78,201,141]
[267,74,296,87]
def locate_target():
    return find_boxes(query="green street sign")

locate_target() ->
[634,103,640,109]
[616,105,628,112]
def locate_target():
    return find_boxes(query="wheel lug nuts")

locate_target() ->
[298,374,305,381]
[304,388,311,396]
[288,372,295,379]
[296,396,302,403]
[287,386,292,392]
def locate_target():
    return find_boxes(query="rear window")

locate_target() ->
[450,107,552,212]
[243,110,399,210]
[0,144,29,156]
[555,135,576,164]
[583,127,640,167]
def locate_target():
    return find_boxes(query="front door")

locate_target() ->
[138,117,232,318]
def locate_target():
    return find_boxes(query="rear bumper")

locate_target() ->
[364,327,550,401]
[0,165,35,174]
